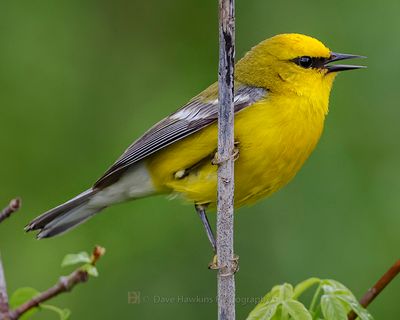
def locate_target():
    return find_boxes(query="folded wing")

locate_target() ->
[94,84,267,188]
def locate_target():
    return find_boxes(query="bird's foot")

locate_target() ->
[211,142,240,165]
[208,254,219,270]
[208,254,239,276]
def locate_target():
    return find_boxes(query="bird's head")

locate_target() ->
[236,33,365,100]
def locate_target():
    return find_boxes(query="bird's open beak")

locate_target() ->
[325,52,366,73]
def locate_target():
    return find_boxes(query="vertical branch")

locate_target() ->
[217,0,235,319]
[0,199,21,319]
[0,255,9,317]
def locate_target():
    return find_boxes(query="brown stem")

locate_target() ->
[6,245,105,320]
[0,255,9,318]
[0,199,22,319]
[348,259,400,320]
[0,199,21,224]
[7,270,88,320]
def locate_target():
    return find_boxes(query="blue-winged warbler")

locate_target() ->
[26,33,365,246]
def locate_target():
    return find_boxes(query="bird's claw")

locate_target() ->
[211,143,240,165]
[208,254,239,276]
[208,254,219,270]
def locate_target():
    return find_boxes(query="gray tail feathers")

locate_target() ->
[25,189,105,239]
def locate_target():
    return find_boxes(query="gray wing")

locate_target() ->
[94,85,267,188]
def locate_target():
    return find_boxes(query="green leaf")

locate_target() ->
[293,278,321,299]
[282,300,312,320]
[246,285,288,320]
[250,293,276,314]
[41,304,71,320]
[61,252,91,267]
[321,295,347,320]
[321,279,352,295]
[320,279,374,320]
[60,309,71,320]
[81,263,99,277]
[10,287,40,320]
[335,294,374,320]
[246,283,295,320]
[59,308,71,320]
[246,302,279,320]
[272,283,293,301]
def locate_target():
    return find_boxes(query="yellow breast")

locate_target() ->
[146,92,327,208]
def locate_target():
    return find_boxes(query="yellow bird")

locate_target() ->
[26,33,365,250]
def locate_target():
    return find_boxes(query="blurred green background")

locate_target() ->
[1,0,399,319]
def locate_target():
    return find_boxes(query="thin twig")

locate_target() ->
[0,199,22,319]
[0,255,9,318]
[217,0,236,319]
[0,199,21,224]
[7,270,88,320]
[6,246,105,320]
[348,259,400,320]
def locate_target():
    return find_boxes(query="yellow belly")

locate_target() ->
[146,94,326,208]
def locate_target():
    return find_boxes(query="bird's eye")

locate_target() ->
[297,56,313,68]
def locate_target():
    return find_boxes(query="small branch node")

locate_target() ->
[0,198,22,224]
[91,245,106,265]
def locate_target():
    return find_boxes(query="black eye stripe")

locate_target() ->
[292,56,327,69]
